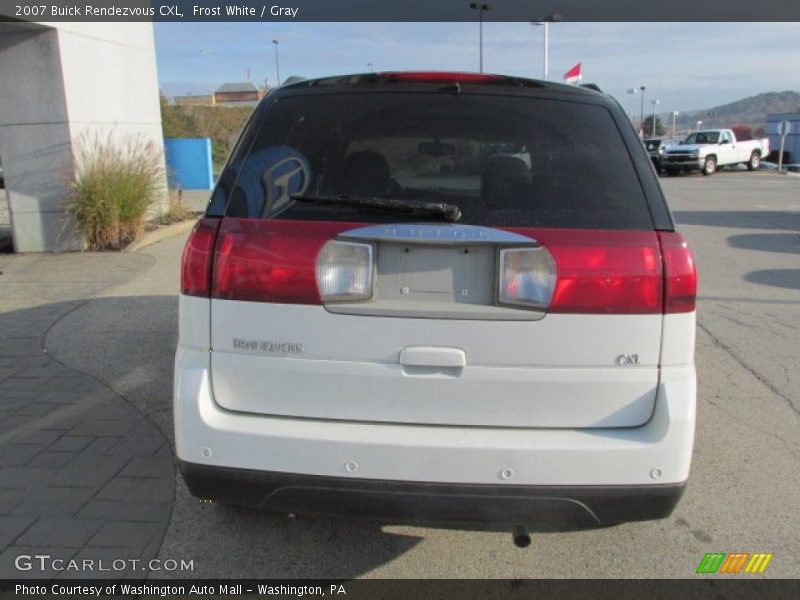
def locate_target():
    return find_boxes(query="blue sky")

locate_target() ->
[154,22,800,114]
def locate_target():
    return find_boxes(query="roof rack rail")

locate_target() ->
[580,83,603,93]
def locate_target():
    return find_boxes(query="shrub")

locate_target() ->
[69,133,165,250]
[160,189,193,224]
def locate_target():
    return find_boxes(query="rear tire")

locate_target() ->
[747,151,760,171]
[702,156,717,176]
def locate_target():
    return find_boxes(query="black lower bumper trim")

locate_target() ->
[179,461,685,527]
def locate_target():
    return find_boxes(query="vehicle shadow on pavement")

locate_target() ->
[159,481,427,578]
[745,269,800,291]
[672,210,800,231]
[156,480,615,579]
[726,233,800,255]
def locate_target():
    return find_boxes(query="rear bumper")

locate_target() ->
[179,460,685,526]
[174,342,696,524]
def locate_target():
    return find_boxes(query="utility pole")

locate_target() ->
[272,39,281,86]
[639,85,646,138]
[531,14,562,80]
[469,3,490,73]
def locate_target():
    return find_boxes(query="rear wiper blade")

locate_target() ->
[289,194,461,223]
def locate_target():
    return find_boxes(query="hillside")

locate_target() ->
[672,91,800,132]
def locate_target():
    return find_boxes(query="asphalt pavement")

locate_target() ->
[1,170,798,578]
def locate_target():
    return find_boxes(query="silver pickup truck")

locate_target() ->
[661,129,769,176]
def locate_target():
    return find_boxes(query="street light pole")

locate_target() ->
[696,120,703,132]
[626,88,637,122]
[639,85,646,137]
[531,14,562,81]
[272,39,281,86]
[543,21,548,80]
[672,111,679,137]
[469,3,490,73]
[651,99,660,137]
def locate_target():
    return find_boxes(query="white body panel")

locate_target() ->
[211,353,658,428]
[179,295,211,350]
[175,295,696,486]
[174,346,696,486]
[208,302,663,428]
[660,312,697,366]
[211,302,662,367]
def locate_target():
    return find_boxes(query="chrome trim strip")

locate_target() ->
[338,223,538,245]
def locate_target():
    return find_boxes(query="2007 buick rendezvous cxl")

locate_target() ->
[174,72,697,540]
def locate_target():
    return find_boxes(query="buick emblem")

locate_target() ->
[262,156,309,211]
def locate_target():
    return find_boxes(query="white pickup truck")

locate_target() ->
[661,129,769,176]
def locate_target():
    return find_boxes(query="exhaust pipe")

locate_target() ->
[512,525,531,548]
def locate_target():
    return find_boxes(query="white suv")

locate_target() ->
[174,72,697,531]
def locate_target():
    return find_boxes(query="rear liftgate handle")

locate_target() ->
[399,346,466,375]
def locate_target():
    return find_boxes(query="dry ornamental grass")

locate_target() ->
[68,133,166,250]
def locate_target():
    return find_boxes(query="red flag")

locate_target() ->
[563,63,582,84]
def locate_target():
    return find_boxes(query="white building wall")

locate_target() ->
[0,25,79,252]
[0,22,166,252]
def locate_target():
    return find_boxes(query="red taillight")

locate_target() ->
[658,231,697,313]
[205,219,696,315]
[378,71,502,83]
[507,229,664,314]
[211,219,359,304]
[180,218,220,297]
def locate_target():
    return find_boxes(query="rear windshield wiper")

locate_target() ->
[289,194,461,223]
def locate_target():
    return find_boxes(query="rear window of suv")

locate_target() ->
[216,92,654,229]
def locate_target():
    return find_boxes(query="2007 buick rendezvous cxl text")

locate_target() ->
[174,72,697,537]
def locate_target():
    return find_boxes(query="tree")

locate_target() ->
[731,124,753,141]
[640,115,666,137]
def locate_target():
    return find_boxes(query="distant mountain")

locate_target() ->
[670,91,800,133]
